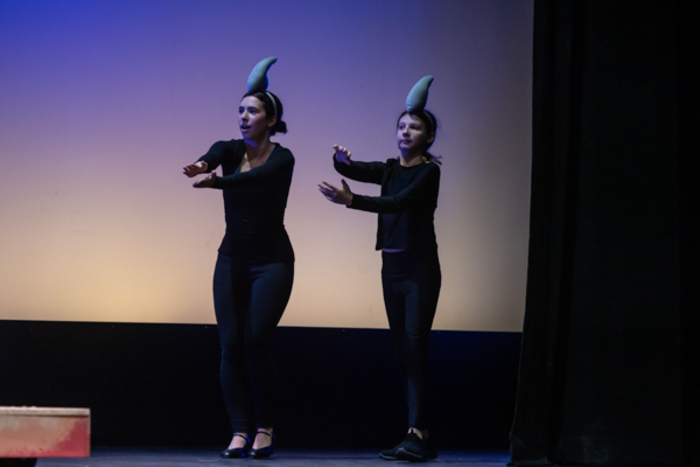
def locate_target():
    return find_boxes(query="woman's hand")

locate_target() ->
[183,161,208,177]
[193,171,217,188]
[318,179,353,206]
[332,145,352,166]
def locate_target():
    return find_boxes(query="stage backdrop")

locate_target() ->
[0,0,533,331]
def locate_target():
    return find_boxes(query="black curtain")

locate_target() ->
[510,1,699,465]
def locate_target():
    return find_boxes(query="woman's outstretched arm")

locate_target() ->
[193,149,294,189]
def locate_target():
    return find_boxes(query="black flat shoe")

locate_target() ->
[220,433,251,459]
[249,430,275,459]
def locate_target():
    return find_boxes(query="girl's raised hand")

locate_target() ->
[183,161,208,178]
[318,179,353,206]
[332,145,352,166]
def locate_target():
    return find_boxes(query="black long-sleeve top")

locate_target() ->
[198,139,294,263]
[334,156,440,251]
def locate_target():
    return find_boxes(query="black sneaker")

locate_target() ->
[379,440,402,460]
[396,432,429,462]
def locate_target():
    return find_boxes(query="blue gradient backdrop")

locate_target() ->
[0,0,533,331]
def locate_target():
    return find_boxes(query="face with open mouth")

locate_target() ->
[238,95,273,141]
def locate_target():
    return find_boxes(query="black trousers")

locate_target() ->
[382,248,441,430]
[213,252,294,432]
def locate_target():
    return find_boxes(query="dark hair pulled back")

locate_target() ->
[397,109,441,165]
[243,90,288,135]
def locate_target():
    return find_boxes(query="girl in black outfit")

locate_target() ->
[183,58,291,460]
[319,76,441,462]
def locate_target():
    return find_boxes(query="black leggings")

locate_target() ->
[213,253,294,432]
[382,248,441,430]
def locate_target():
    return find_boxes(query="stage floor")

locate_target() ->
[33,448,509,466]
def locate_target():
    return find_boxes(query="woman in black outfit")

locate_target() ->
[183,57,292,460]
[319,76,441,462]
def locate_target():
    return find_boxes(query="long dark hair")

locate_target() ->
[397,109,441,165]
[243,90,288,135]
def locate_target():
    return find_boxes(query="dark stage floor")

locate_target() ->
[33,448,509,466]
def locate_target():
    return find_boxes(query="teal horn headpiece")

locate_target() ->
[246,57,279,116]
[405,75,435,131]
[406,75,433,112]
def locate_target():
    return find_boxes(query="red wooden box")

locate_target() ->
[0,407,90,458]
